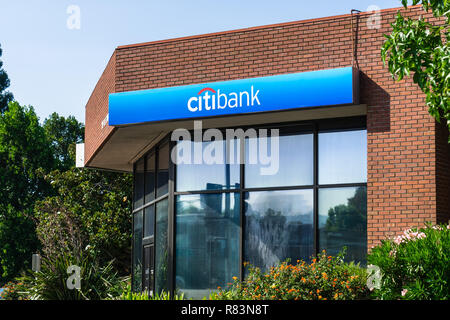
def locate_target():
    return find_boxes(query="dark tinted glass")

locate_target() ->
[244,189,314,272]
[157,143,169,197]
[176,140,240,192]
[155,199,168,294]
[319,187,367,264]
[144,205,155,238]
[245,133,313,188]
[132,211,143,291]
[319,130,367,184]
[145,153,156,203]
[134,159,145,209]
[176,193,240,299]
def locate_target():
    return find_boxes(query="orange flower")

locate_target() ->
[232,276,238,281]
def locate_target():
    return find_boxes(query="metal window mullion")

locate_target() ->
[153,146,160,295]
[313,123,319,257]
[132,194,169,213]
[167,139,176,298]
[239,135,245,281]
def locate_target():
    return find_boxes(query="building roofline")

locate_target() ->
[116,5,419,50]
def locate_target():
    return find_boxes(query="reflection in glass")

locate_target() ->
[144,205,154,238]
[145,153,155,203]
[132,211,143,292]
[244,190,314,272]
[157,143,169,197]
[245,134,313,188]
[176,140,240,192]
[134,159,144,209]
[176,193,240,299]
[319,187,367,264]
[319,130,367,184]
[155,199,168,294]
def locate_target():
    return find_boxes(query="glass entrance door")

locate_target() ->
[143,244,154,296]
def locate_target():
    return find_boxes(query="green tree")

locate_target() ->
[0,206,39,283]
[43,112,84,170]
[0,101,54,283]
[35,112,132,275]
[34,168,133,275]
[381,0,449,137]
[0,44,13,113]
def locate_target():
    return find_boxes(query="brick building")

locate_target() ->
[82,5,450,298]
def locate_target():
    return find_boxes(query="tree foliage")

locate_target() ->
[381,0,450,136]
[43,112,84,171]
[34,168,132,275]
[0,206,40,283]
[0,44,133,285]
[0,44,13,113]
[0,101,54,283]
[0,102,55,209]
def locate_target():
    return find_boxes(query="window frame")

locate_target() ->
[131,116,367,297]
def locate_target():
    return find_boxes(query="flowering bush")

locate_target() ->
[368,223,450,300]
[0,281,28,300]
[209,250,369,300]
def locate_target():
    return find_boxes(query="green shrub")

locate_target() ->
[16,251,123,300]
[368,223,450,300]
[209,249,369,300]
[113,284,185,300]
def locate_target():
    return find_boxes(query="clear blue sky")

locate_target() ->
[0,0,402,123]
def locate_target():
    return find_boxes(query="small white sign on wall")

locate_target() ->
[76,143,85,168]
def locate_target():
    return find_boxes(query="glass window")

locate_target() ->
[157,143,169,197]
[176,139,240,192]
[144,205,155,238]
[319,187,367,264]
[176,193,240,299]
[134,159,145,209]
[244,189,314,272]
[319,130,367,185]
[132,211,143,292]
[155,199,169,294]
[245,133,313,188]
[145,153,156,203]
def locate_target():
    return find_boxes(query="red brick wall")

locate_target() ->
[85,52,116,163]
[85,5,449,248]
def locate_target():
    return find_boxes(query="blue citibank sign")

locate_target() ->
[108,67,359,126]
